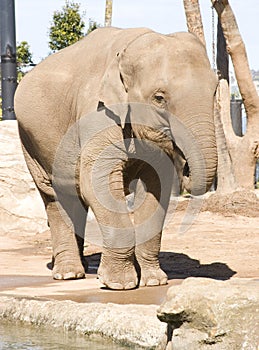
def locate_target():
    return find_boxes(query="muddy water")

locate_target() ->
[0,320,129,349]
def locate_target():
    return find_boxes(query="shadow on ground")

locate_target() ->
[159,251,236,280]
[84,251,236,281]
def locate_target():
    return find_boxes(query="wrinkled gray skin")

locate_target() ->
[15,27,217,290]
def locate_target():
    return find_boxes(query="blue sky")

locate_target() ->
[15,0,259,70]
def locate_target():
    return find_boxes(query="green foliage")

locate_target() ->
[87,19,100,34]
[16,41,33,81]
[17,41,33,66]
[48,1,85,52]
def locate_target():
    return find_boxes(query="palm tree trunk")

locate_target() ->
[183,0,206,47]
[105,0,113,27]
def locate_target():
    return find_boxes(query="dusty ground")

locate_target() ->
[0,193,258,305]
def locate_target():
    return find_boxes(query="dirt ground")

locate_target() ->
[0,192,258,305]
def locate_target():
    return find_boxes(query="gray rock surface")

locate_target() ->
[157,277,259,350]
[0,296,167,349]
[0,121,47,234]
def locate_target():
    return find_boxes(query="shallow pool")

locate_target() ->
[0,320,130,350]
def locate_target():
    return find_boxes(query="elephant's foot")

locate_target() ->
[139,267,168,287]
[135,233,167,286]
[52,255,85,280]
[97,248,138,290]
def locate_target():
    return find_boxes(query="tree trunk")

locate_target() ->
[212,0,259,191]
[105,0,113,27]
[183,0,259,192]
[214,79,238,193]
[183,0,206,47]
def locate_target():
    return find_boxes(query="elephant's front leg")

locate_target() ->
[80,136,137,290]
[134,159,173,287]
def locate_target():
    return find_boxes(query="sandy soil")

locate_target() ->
[0,195,258,304]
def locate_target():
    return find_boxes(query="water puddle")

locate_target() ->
[0,320,129,349]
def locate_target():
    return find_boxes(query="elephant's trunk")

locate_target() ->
[169,116,217,196]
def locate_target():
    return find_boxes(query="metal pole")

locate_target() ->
[217,18,229,83]
[230,98,243,136]
[0,0,17,120]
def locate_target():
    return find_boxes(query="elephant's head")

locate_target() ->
[99,31,218,196]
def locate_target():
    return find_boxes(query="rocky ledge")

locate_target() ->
[158,278,259,350]
[0,296,167,349]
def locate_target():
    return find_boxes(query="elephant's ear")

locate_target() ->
[99,53,128,128]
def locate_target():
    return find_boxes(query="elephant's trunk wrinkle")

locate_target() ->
[132,125,174,157]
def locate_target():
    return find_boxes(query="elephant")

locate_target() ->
[14,27,218,290]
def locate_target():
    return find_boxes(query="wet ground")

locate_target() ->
[0,274,180,304]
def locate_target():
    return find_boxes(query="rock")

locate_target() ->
[157,277,259,349]
[202,190,259,218]
[0,296,167,349]
[0,121,48,235]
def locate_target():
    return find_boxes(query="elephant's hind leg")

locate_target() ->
[46,198,86,280]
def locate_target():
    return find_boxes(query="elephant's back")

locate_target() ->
[15,27,153,120]
[17,27,153,82]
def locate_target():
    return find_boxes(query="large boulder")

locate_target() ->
[157,277,259,350]
[0,121,47,235]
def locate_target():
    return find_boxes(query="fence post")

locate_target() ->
[230,98,243,136]
[0,0,17,120]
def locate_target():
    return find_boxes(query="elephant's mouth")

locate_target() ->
[183,161,190,177]
[182,161,191,192]
[171,141,191,194]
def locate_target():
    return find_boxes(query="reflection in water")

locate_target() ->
[0,320,129,350]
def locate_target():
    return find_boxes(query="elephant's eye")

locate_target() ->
[155,95,164,102]
[153,92,166,107]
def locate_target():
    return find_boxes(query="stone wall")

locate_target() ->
[0,121,48,235]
